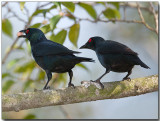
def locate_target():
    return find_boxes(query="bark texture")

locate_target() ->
[2,75,158,112]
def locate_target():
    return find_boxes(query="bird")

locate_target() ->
[80,36,150,89]
[17,28,94,90]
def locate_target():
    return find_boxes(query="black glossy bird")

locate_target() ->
[80,36,150,89]
[17,28,94,90]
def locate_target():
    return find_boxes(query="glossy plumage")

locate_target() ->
[80,36,150,89]
[18,28,94,89]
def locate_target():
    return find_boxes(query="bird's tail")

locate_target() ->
[76,57,95,63]
[139,61,150,69]
[136,57,150,69]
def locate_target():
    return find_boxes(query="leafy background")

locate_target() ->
[2,2,158,119]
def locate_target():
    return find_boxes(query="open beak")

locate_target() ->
[17,30,26,38]
[80,44,88,49]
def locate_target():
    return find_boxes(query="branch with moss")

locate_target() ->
[2,74,158,112]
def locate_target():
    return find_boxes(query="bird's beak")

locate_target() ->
[80,43,88,49]
[17,30,26,38]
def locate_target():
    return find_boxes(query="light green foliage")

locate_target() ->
[30,23,41,28]
[108,2,120,10]
[23,79,33,92]
[40,24,51,33]
[2,80,15,94]
[2,19,13,38]
[78,2,97,19]
[61,2,75,12]
[50,29,67,44]
[53,2,61,10]
[69,23,80,47]
[50,15,61,30]
[103,8,121,19]
[23,114,36,119]
[76,63,89,71]
[20,2,25,11]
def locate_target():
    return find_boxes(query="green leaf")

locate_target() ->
[23,79,33,92]
[78,2,97,19]
[108,2,120,10]
[76,63,89,71]
[103,8,121,19]
[20,2,25,11]
[31,5,56,18]
[53,2,61,10]
[2,19,13,38]
[2,80,15,93]
[69,23,80,47]
[36,70,45,81]
[14,61,35,73]
[61,2,75,12]
[40,24,51,34]
[65,11,75,21]
[7,58,24,69]
[24,114,36,119]
[50,15,61,30]
[50,30,67,44]
[96,2,106,6]
[2,73,12,79]
[30,23,41,28]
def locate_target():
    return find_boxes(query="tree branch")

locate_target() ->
[2,75,158,112]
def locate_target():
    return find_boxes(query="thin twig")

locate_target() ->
[37,2,52,9]
[59,106,72,119]
[120,2,155,14]
[136,2,157,34]
[149,2,158,34]
[2,37,19,64]
[7,6,27,23]
[2,2,8,7]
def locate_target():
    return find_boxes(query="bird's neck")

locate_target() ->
[29,34,47,46]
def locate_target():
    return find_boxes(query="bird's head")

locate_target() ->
[80,36,105,50]
[17,28,46,43]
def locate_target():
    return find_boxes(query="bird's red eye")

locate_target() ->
[26,30,29,34]
[88,38,92,43]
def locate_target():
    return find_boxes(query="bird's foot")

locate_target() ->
[90,80,104,89]
[43,86,50,90]
[123,77,131,81]
[68,83,75,89]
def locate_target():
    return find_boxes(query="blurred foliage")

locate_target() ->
[2,2,157,119]
[78,2,97,20]
[23,114,36,119]
[2,19,13,38]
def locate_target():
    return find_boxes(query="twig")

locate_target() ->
[2,2,8,7]
[2,37,19,64]
[59,106,72,119]
[7,6,27,23]
[149,2,158,34]
[37,2,52,9]
[120,2,155,14]
[136,2,157,34]
[2,75,158,112]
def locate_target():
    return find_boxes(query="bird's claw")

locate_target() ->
[123,77,131,81]
[90,80,104,89]
[43,86,50,90]
[68,83,75,88]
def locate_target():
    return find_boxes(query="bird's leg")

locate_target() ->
[91,68,110,89]
[43,70,52,90]
[123,69,132,81]
[68,70,75,88]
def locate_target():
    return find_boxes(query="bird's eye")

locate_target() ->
[88,38,92,43]
[26,30,29,34]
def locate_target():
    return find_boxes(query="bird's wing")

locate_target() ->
[32,40,80,56]
[97,40,138,56]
